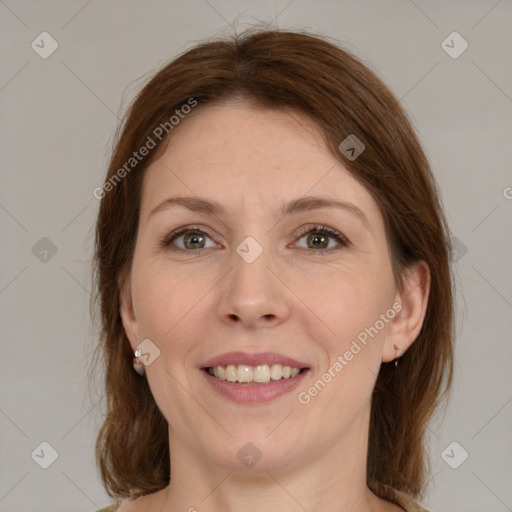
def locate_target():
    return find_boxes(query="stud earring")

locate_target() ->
[393,344,400,368]
[133,348,145,376]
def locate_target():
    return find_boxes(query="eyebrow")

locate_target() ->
[148,195,370,228]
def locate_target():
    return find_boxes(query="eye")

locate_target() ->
[161,226,218,251]
[160,224,350,253]
[294,224,350,252]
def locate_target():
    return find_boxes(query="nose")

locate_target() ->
[216,243,290,329]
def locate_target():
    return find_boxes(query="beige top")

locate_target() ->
[391,488,430,511]
[94,487,430,512]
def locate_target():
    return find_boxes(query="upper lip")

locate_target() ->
[201,351,309,369]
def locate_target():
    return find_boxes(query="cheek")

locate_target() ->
[131,259,207,341]
[293,266,395,413]
[303,269,395,404]
[297,279,392,419]
[294,263,394,350]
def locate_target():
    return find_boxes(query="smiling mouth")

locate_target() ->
[205,364,307,385]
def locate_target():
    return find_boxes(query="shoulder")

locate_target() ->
[94,502,135,512]
[94,493,157,512]
[374,482,431,512]
[94,506,119,512]
[392,489,431,512]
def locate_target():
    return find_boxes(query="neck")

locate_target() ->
[159,406,383,512]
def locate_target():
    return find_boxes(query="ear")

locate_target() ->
[119,272,140,351]
[382,260,431,362]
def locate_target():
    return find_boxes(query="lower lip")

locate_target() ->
[202,369,309,403]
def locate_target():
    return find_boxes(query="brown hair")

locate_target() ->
[90,26,454,503]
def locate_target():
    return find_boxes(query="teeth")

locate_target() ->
[207,364,303,384]
[253,364,270,383]
[238,364,253,383]
[290,367,300,377]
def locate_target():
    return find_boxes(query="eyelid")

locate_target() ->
[295,223,348,241]
[161,223,350,252]
[161,225,219,250]
[293,223,350,249]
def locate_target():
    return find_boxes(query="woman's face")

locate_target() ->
[121,103,414,473]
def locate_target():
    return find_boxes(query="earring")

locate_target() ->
[393,344,400,368]
[133,348,145,376]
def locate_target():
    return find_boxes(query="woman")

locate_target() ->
[91,27,454,512]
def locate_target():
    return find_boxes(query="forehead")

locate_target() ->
[140,103,378,223]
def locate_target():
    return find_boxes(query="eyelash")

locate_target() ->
[295,224,350,251]
[160,224,350,253]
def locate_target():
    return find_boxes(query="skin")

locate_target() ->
[119,102,430,512]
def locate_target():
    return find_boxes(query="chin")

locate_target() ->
[205,431,302,473]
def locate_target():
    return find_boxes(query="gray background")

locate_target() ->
[1,1,511,511]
